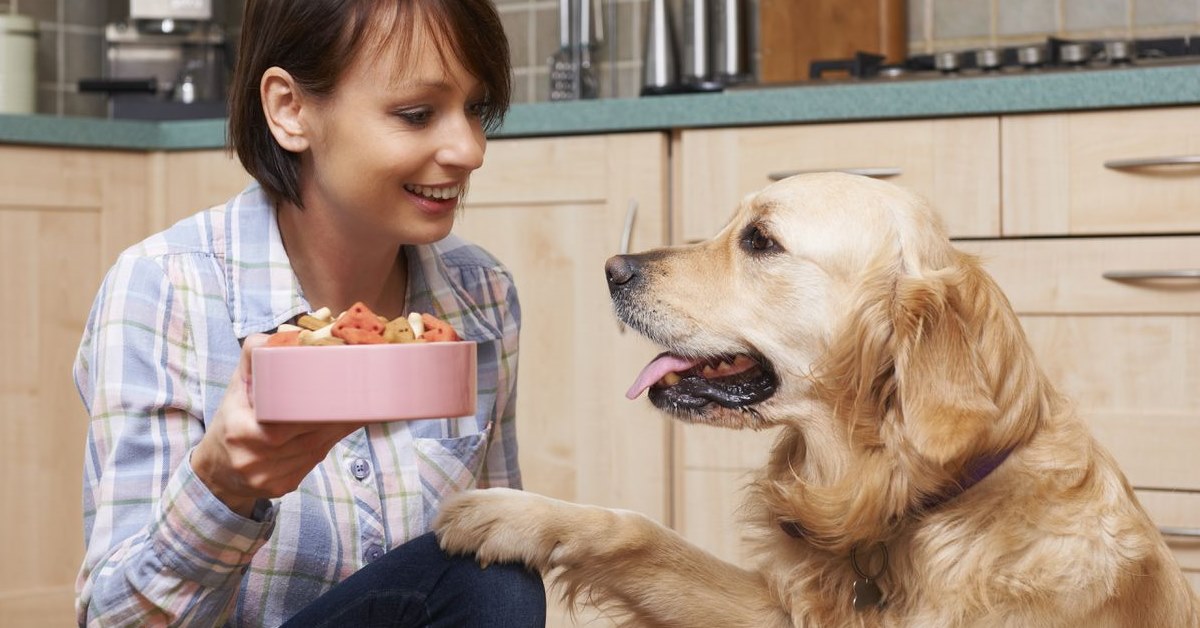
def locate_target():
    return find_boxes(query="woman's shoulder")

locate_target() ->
[121,201,225,261]
[421,234,520,337]
[117,183,263,266]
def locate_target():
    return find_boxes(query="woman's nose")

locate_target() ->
[436,114,485,172]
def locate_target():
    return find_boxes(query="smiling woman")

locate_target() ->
[72,1,545,627]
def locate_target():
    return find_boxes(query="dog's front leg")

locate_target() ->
[435,488,791,628]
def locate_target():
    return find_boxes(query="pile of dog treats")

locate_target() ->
[266,301,461,346]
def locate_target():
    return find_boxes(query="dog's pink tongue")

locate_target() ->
[627,353,700,399]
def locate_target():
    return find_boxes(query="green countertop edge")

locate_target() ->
[1,64,1197,151]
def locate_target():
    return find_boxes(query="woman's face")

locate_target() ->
[297,27,487,246]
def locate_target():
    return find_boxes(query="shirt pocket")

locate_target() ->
[413,432,489,527]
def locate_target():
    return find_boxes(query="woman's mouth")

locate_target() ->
[403,183,463,213]
[404,183,463,200]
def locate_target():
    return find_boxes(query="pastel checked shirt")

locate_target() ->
[73,183,522,627]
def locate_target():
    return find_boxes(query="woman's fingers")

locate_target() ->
[241,332,269,400]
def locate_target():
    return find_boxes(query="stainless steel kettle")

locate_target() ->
[640,0,680,95]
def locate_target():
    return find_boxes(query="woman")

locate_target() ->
[73,0,545,625]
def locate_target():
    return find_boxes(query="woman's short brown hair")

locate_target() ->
[228,0,511,208]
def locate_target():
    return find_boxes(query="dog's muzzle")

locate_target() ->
[604,253,778,415]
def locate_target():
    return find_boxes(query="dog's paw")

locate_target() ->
[434,487,575,572]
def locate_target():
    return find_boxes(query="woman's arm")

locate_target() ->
[75,254,275,626]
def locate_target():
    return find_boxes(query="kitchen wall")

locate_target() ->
[20,0,240,117]
[22,0,1200,117]
[909,0,1200,54]
[501,0,1200,101]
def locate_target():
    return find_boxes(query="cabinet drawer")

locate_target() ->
[1003,107,1200,236]
[958,236,1200,314]
[677,117,1000,243]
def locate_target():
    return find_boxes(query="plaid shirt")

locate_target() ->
[73,183,522,627]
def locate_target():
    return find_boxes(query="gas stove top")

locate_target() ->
[801,35,1200,83]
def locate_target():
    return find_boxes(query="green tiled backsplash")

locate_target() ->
[20,0,1200,116]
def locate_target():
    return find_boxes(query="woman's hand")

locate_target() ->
[192,333,367,517]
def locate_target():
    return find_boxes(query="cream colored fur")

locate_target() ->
[436,173,1199,627]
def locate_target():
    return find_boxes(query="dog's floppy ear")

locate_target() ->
[892,266,998,466]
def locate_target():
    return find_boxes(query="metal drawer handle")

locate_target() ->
[1102,269,1200,281]
[1103,155,1200,169]
[1159,526,1200,538]
[768,167,903,181]
[616,199,638,334]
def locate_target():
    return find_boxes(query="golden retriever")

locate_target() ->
[435,172,1199,627]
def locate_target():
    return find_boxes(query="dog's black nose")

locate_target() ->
[605,255,638,287]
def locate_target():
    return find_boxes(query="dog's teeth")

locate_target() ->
[662,372,682,386]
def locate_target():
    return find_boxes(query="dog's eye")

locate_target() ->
[740,224,779,254]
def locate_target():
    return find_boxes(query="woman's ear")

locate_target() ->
[261,67,310,154]
[893,269,997,467]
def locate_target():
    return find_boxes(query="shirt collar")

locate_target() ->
[223,183,309,338]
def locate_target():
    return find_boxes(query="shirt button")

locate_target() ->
[350,458,371,480]
[365,545,385,563]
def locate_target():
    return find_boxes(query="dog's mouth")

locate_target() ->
[626,352,778,412]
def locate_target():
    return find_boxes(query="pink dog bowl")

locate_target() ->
[252,341,477,422]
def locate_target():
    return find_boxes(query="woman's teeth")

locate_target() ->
[405,184,462,200]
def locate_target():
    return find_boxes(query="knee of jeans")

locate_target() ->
[471,560,546,601]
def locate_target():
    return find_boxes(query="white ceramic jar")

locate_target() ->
[0,13,37,114]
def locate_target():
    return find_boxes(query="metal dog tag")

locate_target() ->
[850,543,888,611]
[852,578,884,611]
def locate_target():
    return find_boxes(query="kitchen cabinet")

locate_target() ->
[455,133,671,518]
[0,145,158,626]
[672,110,1200,592]
[0,133,669,627]
[454,132,672,626]
[990,106,1200,589]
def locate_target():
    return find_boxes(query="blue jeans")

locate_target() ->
[280,532,547,627]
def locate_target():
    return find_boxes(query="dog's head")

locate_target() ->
[609,173,1041,547]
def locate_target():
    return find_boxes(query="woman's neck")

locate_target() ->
[276,203,409,320]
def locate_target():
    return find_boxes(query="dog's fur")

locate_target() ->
[436,173,1199,627]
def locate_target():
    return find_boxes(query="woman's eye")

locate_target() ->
[396,109,433,126]
[467,100,490,118]
[740,224,778,253]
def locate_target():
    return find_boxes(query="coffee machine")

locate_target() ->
[79,0,230,120]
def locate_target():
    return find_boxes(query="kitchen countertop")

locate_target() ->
[2,64,1198,151]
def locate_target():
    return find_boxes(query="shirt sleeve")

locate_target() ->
[476,267,523,490]
[74,253,276,627]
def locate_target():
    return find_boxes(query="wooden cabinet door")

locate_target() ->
[455,132,671,518]
[1003,107,1200,236]
[0,146,158,627]
[677,117,1001,243]
[453,132,671,626]
[158,150,253,227]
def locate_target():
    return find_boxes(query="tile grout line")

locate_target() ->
[55,0,64,115]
